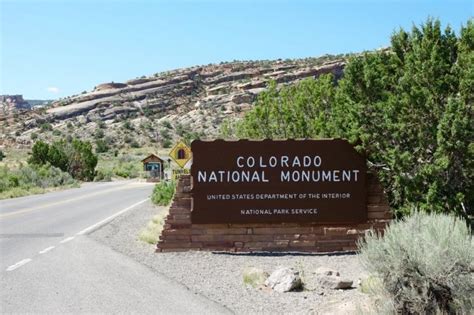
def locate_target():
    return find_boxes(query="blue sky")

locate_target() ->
[1,0,472,99]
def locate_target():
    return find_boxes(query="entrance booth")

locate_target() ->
[142,154,165,182]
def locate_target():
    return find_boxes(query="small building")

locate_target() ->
[142,154,165,182]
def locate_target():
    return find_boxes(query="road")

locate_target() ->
[0,181,229,314]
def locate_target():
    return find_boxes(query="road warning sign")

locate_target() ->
[169,140,192,169]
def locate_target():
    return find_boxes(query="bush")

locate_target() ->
[0,164,77,199]
[358,212,473,314]
[130,140,140,148]
[28,139,98,181]
[94,129,105,139]
[162,139,172,149]
[123,121,134,130]
[94,168,113,182]
[112,161,140,178]
[95,139,109,153]
[151,181,175,206]
[40,123,53,132]
[29,140,50,165]
[0,150,5,161]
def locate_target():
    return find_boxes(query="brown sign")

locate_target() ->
[190,139,367,224]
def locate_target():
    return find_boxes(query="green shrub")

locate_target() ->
[358,212,473,314]
[94,168,113,182]
[0,164,77,199]
[112,161,140,178]
[161,120,172,129]
[97,121,106,129]
[0,150,5,161]
[151,181,175,206]
[162,139,172,148]
[40,123,53,132]
[28,139,98,181]
[94,129,105,139]
[123,121,133,130]
[124,135,132,143]
[95,139,109,153]
[130,140,140,148]
[29,140,50,165]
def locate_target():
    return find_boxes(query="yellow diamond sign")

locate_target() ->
[169,140,192,169]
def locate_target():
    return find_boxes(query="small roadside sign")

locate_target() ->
[169,140,192,169]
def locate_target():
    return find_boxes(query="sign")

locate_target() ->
[191,139,367,224]
[169,141,192,169]
[172,168,190,180]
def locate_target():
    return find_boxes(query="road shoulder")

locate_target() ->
[90,200,373,314]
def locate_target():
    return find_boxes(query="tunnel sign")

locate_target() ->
[169,141,192,168]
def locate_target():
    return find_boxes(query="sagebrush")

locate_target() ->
[151,181,175,206]
[358,212,474,314]
[0,164,77,199]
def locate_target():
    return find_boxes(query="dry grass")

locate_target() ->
[138,209,169,244]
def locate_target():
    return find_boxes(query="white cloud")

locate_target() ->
[47,86,60,94]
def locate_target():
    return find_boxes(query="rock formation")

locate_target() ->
[1,95,31,113]
[0,55,346,148]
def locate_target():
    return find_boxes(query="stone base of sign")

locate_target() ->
[156,175,392,253]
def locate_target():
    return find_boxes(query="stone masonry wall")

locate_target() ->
[157,174,392,253]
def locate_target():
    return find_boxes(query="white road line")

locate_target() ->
[76,198,149,236]
[39,246,55,254]
[6,258,32,271]
[59,236,75,244]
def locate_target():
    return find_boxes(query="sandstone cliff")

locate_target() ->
[1,95,31,114]
[0,55,346,148]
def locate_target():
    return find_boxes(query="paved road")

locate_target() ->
[0,181,230,314]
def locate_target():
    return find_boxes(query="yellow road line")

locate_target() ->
[0,182,153,220]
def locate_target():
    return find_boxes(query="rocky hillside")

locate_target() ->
[0,55,346,149]
[1,95,31,114]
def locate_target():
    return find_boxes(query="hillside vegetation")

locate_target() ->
[232,19,473,218]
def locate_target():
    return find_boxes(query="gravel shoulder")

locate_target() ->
[89,201,374,314]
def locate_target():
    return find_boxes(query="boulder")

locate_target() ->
[318,275,353,289]
[265,267,302,293]
[243,267,269,288]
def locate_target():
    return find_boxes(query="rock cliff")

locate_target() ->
[0,55,346,148]
[1,95,31,114]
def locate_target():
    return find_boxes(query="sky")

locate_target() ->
[1,0,472,99]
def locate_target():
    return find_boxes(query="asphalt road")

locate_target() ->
[0,181,230,314]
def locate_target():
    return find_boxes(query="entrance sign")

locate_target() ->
[191,139,367,224]
[169,141,192,169]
